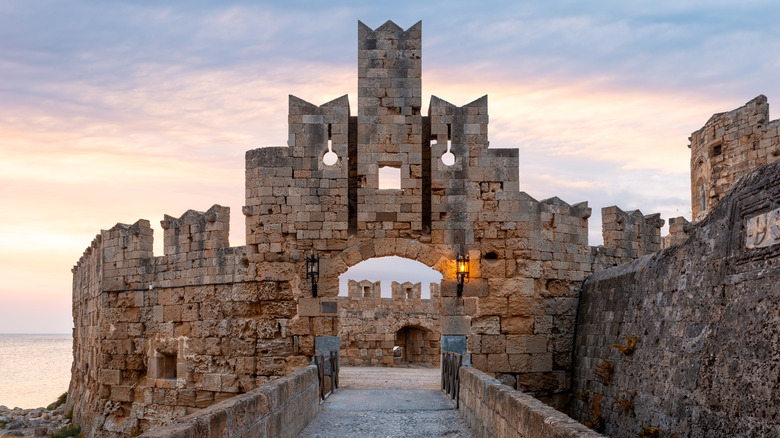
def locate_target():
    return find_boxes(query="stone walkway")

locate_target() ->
[298,367,474,437]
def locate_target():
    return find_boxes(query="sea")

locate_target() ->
[0,334,73,409]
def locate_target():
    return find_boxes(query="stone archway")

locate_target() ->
[329,239,450,367]
[393,325,439,367]
[335,239,449,275]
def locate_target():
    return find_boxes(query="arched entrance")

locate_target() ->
[394,325,439,367]
[334,247,446,368]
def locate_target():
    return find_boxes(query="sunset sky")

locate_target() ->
[2,1,779,333]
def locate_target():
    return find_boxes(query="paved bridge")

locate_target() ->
[298,367,472,437]
[141,359,601,438]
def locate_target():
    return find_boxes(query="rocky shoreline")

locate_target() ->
[0,404,74,438]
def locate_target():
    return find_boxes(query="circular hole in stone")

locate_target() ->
[441,151,455,166]
[323,151,338,166]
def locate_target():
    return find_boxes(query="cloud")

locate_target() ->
[1,2,779,332]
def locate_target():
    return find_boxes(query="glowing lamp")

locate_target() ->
[456,253,469,297]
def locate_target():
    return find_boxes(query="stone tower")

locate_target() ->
[357,21,424,234]
[689,95,780,221]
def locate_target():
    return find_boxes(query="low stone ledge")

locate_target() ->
[458,366,602,438]
[139,365,319,438]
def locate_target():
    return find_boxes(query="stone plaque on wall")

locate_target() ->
[746,207,780,249]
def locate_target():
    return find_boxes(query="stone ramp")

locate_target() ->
[297,367,473,437]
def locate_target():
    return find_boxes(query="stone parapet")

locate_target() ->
[138,365,319,438]
[458,366,602,438]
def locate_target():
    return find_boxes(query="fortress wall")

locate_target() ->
[67,208,306,436]
[690,95,780,221]
[572,160,780,437]
[462,194,592,403]
[68,233,106,429]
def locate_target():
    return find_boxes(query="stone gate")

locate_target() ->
[67,20,665,436]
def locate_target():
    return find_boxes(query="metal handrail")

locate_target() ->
[441,351,463,408]
[314,350,340,401]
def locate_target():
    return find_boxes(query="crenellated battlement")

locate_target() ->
[101,219,154,291]
[592,206,665,269]
[160,205,230,257]
[663,216,693,248]
[347,279,381,298]
[391,281,421,300]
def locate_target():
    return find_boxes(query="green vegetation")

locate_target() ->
[65,408,73,420]
[48,424,81,438]
[0,418,8,428]
[47,391,68,410]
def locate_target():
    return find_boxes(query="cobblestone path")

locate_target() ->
[297,367,474,437]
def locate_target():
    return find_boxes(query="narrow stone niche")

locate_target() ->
[154,353,176,380]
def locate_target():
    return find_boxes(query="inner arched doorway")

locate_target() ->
[394,325,439,367]
[336,254,443,368]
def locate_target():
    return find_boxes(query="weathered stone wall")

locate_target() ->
[138,365,319,438]
[68,209,308,436]
[338,281,441,367]
[690,95,780,221]
[572,160,780,437]
[458,366,602,438]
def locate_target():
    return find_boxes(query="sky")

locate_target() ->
[1,0,779,333]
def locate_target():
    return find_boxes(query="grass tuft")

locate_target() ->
[47,392,68,410]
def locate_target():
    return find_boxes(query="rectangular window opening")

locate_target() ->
[378,165,402,190]
[700,182,707,211]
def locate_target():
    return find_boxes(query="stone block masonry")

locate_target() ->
[138,364,319,438]
[572,159,780,436]
[458,366,602,438]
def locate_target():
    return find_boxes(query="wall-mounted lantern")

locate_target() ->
[306,252,320,297]
[456,252,469,297]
